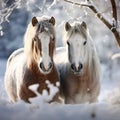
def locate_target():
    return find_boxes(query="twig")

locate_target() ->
[110,0,118,27]
[64,0,91,7]
[110,0,117,23]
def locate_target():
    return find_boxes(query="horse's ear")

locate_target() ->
[32,17,38,27]
[65,22,71,31]
[81,21,87,29]
[49,16,55,26]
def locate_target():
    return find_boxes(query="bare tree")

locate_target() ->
[64,0,120,47]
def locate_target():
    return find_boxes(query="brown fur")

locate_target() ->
[18,58,59,103]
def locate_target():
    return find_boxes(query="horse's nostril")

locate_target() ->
[40,62,44,69]
[71,63,75,70]
[79,63,83,70]
[40,62,52,72]
[71,63,83,73]
[49,62,52,69]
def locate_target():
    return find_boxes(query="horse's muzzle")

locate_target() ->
[71,63,83,74]
[39,62,53,73]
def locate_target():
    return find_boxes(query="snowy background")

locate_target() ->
[0,0,120,120]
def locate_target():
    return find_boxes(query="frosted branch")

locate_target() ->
[64,0,91,7]
[63,0,120,47]
[110,0,118,28]
[0,0,22,36]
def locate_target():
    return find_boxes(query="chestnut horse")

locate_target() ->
[4,16,60,103]
[55,21,100,104]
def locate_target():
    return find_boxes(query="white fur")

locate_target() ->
[67,33,87,69]
[45,80,59,101]
[29,84,39,95]
[28,80,59,103]
[38,32,51,71]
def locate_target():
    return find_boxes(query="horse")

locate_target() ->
[4,16,60,103]
[55,21,100,104]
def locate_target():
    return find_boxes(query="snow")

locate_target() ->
[45,80,59,101]
[0,0,120,120]
[0,100,120,120]
[28,80,59,103]
[0,52,120,120]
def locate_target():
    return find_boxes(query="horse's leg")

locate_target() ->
[17,84,37,103]
[5,76,18,103]
[65,96,75,104]
[89,82,100,103]
[89,98,98,103]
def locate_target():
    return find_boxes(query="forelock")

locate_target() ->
[36,20,55,39]
[64,23,87,42]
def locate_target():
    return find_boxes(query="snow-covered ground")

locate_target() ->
[0,52,120,120]
[0,0,120,120]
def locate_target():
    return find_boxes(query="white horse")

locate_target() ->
[55,21,100,104]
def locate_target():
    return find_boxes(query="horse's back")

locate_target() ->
[5,48,24,102]
[6,48,24,68]
[55,47,67,70]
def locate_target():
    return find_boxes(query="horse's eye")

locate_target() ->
[67,41,70,46]
[34,38,37,42]
[83,41,87,46]
[51,37,54,42]
[52,37,55,42]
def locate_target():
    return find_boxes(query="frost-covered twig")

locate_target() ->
[0,0,22,36]
[64,0,120,47]
[110,0,118,27]
[64,0,91,7]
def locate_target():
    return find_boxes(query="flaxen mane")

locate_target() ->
[24,16,56,57]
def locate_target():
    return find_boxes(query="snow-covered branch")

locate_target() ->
[64,0,120,47]
[0,0,22,36]
[110,0,118,27]
[63,0,91,7]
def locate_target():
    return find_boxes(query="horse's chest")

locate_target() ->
[74,92,90,103]
[67,77,92,103]
[19,69,60,103]
[24,72,57,93]
[68,77,90,93]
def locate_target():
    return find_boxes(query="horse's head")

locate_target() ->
[65,21,88,75]
[24,16,56,74]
